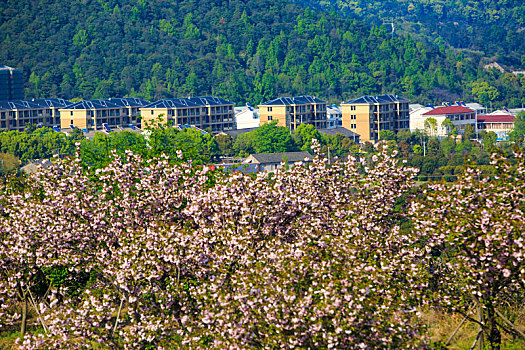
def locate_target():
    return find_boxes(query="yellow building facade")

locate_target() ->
[258,96,327,130]
[59,98,148,130]
[140,97,235,132]
[0,98,69,131]
[342,95,410,143]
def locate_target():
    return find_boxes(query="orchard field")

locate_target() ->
[0,142,524,349]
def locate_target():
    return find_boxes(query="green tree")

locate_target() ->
[463,124,476,141]
[215,134,234,156]
[424,117,438,138]
[509,112,525,143]
[292,124,322,151]
[482,131,497,149]
[379,130,396,141]
[471,81,500,106]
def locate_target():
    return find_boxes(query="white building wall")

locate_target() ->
[235,107,260,129]
[326,106,342,129]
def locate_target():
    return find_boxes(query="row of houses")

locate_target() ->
[0,93,522,142]
[409,103,522,141]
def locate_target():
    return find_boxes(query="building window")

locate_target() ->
[351,106,356,111]
[70,111,73,116]
[268,107,273,112]
[151,110,154,115]
[268,116,273,121]
[351,124,356,129]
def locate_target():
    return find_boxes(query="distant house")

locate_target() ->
[243,151,313,172]
[409,106,433,133]
[60,125,143,140]
[477,115,515,141]
[221,127,258,138]
[234,106,260,130]
[421,106,477,136]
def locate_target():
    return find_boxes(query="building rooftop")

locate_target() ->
[234,106,259,114]
[260,96,326,106]
[489,109,513,116]
[477,115,515,123]
[63,98,150,110]
[423,106,474,116]
[465,103,486,110]
[326,105,342,115]
[318,127,359,139]
[0,98,71,110]
[245,151,313,164]
[508,108,525,116]
[143,96,233,109]
[409,104,424,111]
[223,127,258,138]
[60,126,143,139]
[344,94,409,104]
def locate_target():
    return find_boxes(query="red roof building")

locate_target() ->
[477,115,515,123]
[422,105,476,135]
[423,106,475,116]
[477,115,515,141]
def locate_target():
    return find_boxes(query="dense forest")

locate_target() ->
[296,0,525,67]
[0,0,524,107]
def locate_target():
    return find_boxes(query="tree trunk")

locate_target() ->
[486,306,501,350]
[21,296,27,336]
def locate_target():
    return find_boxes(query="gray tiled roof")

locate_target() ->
[260,96,327,106]
[318,127,360,139]
[247,151,313,164]
[223,127,258,137]
[64,97,150,110]
[61,126,143,139]
[143,96,233,109]
[344,94,409,104]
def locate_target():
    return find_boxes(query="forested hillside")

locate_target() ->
[296,0,525,66]
[0,0,524,107]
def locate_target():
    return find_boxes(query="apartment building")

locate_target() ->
[0,65,24,100]
[258,96,327,130]
[341,95,410,142]
[60,98,149,130]
[0,98,70,131]
[140,96,235,132]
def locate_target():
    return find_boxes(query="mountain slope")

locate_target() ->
[0,0,523,107]
[295,0,525,66]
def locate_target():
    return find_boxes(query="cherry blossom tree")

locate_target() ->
[0,142,429,349]
[410,151,525,349]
